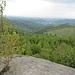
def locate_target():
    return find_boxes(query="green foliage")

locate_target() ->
[31,44,41,55]
[0,17,20,57]
[35,24,75,37]
[7,19,45,33]
[18,33,75,68]
[1,18,75,68]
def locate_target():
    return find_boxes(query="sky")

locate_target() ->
[2,0,75,18]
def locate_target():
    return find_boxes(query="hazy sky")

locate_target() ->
[3,0,75,18]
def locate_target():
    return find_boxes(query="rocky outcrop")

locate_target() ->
[0,60,5,72]
[0,55,75,75]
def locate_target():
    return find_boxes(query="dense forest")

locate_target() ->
[6,19,46,33]
[35,23,75,37]
[0,17,75,68]
[6,19,75,38]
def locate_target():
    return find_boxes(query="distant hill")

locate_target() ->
[35,24,75,37]
[6,17,75,37]
[6,19,46,33]
[56,19,75,24]
[7,16,75,25]
[29,18,75,25]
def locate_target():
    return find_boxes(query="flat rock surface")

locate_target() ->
[2,55,75,75]
[0,60,5,72]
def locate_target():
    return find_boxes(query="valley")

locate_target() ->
[0,16,75,69]
[7,17,75,37]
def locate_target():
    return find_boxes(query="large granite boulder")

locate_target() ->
[0,55,75,75]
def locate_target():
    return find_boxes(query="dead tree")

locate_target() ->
[0,0,6,34]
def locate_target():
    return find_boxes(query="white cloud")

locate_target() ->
[45,0,75,4]
[3,0,75,18]
[4,0,49,16]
